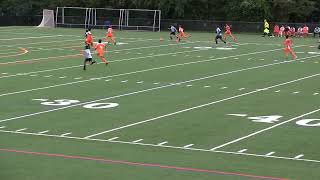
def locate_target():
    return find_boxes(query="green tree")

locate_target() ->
[226,0,271,21]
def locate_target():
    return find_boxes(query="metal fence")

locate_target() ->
[0,15,319,33]
[161,19,320,33]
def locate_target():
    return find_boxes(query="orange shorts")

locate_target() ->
[86,38,93,44]
[225,31,231,35]
[98,51,104,57]
[107,34,113,38]
[284,47,292,53]
[179,32,187,38]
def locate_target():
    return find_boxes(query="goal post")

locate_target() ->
[119,9,161,31]
[37,9,55,28]
[56,7,90,28]
[55,7,161,31]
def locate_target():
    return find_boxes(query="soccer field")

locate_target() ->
[1,26,320,180]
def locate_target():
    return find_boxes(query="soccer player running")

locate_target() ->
[215,26,226,45]
[169,25,178,40]
[85,28,94,47]
[95,39,109,65]
[106,25,116,45]
[176,25,189,43]
[283,35,297,60]
[223,24,237,42]
[83,45,96,70]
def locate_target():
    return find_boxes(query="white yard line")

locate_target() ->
[265,152,275,156]
[0,47,307,97]
[0,44,199,76]
[107,137,119,141]
[26,38,187,52]
[158,141,168,146]
[0,51,22,55]
[0,41,196,65]
[294,154,304,159]
[0,39,83,48]
[0,35,64,41]
[132,139,143,143]
[83,72,320,138]
[1,55,320,124]
[237,149,247,153]
[15,128,27,132]
[0,129,319,164]
[210,108,320,151]
[183,144,194,148]
[0,44,300,80]
[37,130,49,134]
[0,36,158,49]
[0,54,82,65]
[60,132,72,137]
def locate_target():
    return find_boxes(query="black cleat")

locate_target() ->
[90,61,96,65]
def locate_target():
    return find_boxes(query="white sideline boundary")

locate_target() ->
[0,129,319,164]
[84,72,320,138]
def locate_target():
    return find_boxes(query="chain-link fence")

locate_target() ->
[161,19,320,33]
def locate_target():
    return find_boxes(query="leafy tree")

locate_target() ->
[0,0,319,22]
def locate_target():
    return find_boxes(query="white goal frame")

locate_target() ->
[38,9,55,28]
[55,7,161,31]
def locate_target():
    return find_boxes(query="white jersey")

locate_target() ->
[179,27,184,33]
[107,28,113,34]
[84,49,92,59]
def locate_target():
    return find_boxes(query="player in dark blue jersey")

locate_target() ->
[215,26,226,44]
[169,25,178,40]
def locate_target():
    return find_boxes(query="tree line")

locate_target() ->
[1,0,319,23]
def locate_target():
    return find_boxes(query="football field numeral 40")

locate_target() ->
[227,114,320,127]
[34,99,119,109]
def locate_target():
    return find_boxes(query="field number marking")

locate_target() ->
[228,113,320,127]
[34,99,118,110]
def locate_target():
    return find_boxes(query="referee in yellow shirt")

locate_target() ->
[263,19,271,37]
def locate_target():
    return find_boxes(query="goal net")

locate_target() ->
[119,9,161,31]
[38,9,55,28]
[55,7,161,31]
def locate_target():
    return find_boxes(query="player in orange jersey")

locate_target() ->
[106,25,116,45]
[223,24,237,42]
[95,39,109,65]
[283,35,297,60]
[274,24,280,37]
[85,28,94,47]
[303,25,309,38]
[176,25,189,43]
